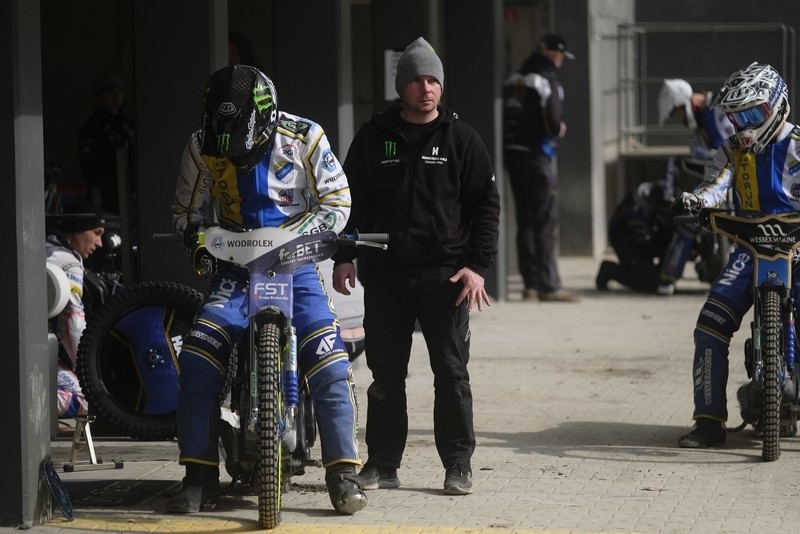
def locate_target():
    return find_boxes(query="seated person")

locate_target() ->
[46,200,105,417]
[596,180,675,293]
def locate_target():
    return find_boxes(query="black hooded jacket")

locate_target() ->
[333,103,500,276]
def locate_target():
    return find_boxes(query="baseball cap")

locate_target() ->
[540,33,575,60]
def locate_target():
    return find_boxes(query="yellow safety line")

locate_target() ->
[45,517,557,533]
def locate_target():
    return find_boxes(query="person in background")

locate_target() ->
[673,63,797,448]
[168,65,366,515]
[503,33,578,302]
[46,200,106,418]
[332,36,500,496]
[78,69,136,214]
[656,78,735,295]
[595,180,675,293]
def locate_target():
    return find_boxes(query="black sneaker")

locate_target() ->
[355,462,400,490]
[166,463,220,514]
[325,464,368,515]
[166,484,220,513]
[443,463,473,495]
[678,419,726,448]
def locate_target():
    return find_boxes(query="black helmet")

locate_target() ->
[200,65,278,171]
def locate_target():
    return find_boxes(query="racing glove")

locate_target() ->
[673,192,703,216]
[191,245,218,278]
[182,223,218,278]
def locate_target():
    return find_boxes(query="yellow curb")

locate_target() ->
[45,518,555,533]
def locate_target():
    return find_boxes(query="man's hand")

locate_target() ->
[450,267,491,312]
[333,263,357,295]
[673,192,703,216]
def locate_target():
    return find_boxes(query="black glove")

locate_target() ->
[191,245,218,278]
[182,223,217,277]
[182,224,201,256]
[672,192,703,216]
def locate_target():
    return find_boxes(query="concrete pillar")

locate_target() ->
[0,0,51,527]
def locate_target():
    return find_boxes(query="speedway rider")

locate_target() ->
[674,63,800,448]
[169,65,367,514]
[656,78,735,295]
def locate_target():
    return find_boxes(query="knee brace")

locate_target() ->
[695,295,742,344]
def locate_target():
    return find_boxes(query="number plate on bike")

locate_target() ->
[250,272,293,317]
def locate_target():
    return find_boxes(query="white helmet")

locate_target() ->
[658,79,696,129]
[714,62,790,153]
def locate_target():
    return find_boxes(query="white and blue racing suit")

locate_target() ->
[661,97,736,283]
[46,235,90,418]
[690,122,800,421]
[172,112,359,468]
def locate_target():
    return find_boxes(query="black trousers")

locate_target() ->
[360,262,475,470]
[505,150,562,293]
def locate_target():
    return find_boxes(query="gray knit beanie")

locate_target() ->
[395,36,444,96]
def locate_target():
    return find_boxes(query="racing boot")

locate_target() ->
[677,418,726,448]
[326,463,368,515]
[166,463,220,514]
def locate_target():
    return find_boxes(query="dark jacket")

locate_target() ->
[334,104,500,276]
[503,52,563,157]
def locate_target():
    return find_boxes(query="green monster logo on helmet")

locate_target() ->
[254,87,273,113]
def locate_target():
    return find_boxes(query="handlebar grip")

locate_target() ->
[152,233,182,242]
[355,233,390,243]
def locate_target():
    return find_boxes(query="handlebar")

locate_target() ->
[152,233,181,242]
[674,208,731,228]
[333,232,389,250]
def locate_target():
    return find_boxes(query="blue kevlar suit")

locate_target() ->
[171,113,360,468]
[691,122,800,421]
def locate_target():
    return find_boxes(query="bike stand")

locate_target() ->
[62,416,124,473]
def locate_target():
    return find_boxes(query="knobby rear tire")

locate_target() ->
[762,289,783,461]
[256,321,282,529]
[76,281,203,440]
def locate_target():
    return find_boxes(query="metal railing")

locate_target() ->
[617,22,796,156]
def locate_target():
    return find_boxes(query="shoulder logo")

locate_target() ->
[321,149,336,172]
[279,119,311,137]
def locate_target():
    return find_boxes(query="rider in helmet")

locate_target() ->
[169,65,367,514]
[656,79,736,295]
[674,63,799,448]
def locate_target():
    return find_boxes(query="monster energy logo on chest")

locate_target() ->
[384,141,397,157]
[217,133,230,153]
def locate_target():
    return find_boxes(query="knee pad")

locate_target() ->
[695,295,742,343]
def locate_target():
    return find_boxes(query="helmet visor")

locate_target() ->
[727,103,772,130]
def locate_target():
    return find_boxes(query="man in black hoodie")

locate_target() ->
[332,36,500,496]
[503,33,577,302]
